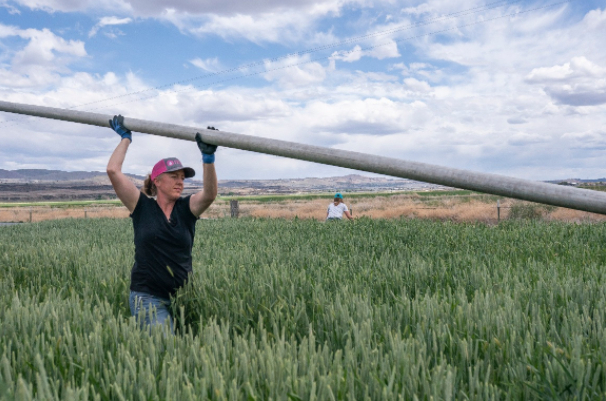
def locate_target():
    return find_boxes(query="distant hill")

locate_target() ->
[1,168,605,203]
[217,174,441,196]
[547,178,606,185]
[0,169,143,183]
[0,169,447,201]
[0,169,431,190]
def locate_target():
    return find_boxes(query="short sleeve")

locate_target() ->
[179,195,199,224]
[130,192,149,221]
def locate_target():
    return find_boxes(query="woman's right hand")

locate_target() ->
[109,115,132,142]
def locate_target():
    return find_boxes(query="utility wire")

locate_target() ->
[0,0,571,129]
[283,0,522,57]
[82,1,569,113]
[70,0,527,110]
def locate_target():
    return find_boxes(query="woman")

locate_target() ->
[326,192,353,221]
[106,115,218,332]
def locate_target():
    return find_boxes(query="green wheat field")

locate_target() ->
[2,217,606,400]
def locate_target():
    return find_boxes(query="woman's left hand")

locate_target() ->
[109,115,132,142]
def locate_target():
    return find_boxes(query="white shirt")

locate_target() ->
[327,202,348,219]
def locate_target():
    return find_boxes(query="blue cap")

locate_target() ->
[334,192,343,199]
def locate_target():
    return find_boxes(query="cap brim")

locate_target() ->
[164,166,196,178]
[182,167,195,178]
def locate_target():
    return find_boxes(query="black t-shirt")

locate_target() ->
[130,192,198,299]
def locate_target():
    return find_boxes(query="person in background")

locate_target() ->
[326,192,354,221]
[106,115,218,333]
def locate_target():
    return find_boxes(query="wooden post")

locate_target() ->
[84,208,88,219]
[29,208,32,223]
[497,200,501,222]
[230,200,239,218]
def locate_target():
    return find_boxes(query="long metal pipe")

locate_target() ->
[1,99,606,214]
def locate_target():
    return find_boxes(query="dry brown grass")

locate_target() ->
[0,206,130,223]
[220,194,606,224]
[2,194,606,224]
[543,207,606,223]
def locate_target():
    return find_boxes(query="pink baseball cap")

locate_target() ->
[151,157,195,181]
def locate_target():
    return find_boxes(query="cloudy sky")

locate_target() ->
[0,0,604,181]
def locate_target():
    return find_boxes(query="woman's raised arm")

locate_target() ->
[106,115,140,213]
[190,132,218,217]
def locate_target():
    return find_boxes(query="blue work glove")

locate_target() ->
[196,129,218,164]
[109,115,132,142]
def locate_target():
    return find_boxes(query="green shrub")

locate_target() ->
[508,202,555,220]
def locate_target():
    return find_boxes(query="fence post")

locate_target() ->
[230,200,239,218]
[84,208,88,219]
[29,208,32,223]
[497,200,501,222]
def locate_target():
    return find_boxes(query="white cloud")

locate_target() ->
[305,98,430,137]
[0,24,87,88]
[0,23,18,38]
[88,16,132,38]
[526,57,606,106]
[424,4,574,70]
[331,45,363,63]
[562,128,606,143]
[189,57,221,72]
[403,77,431,93]
[331,36,400,63]
[366,37,400,59]
[1,3,21,14]
[14,28,86,64]
[6,0,127,13]
[126,0,342,17]
[262,55,329,88]
[7,0,344,16]
[506,131,548,146]
[580,7,606,30]
[507,117,527,125]
[182,10,317,44]
[546,84,606,107]
[526,57,606,82]
[4,0,372,46]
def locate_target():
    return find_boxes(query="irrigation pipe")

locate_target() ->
[2,99,606,215]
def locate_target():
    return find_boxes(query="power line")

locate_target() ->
[69,0,527,110]
[0,0,571,129]
[283,0,523,57]
[81,1,570,113]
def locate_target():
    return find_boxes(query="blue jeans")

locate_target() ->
[129,290,174,333]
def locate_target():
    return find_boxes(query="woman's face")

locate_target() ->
[154,170,185,201]
[334,197,341,205]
